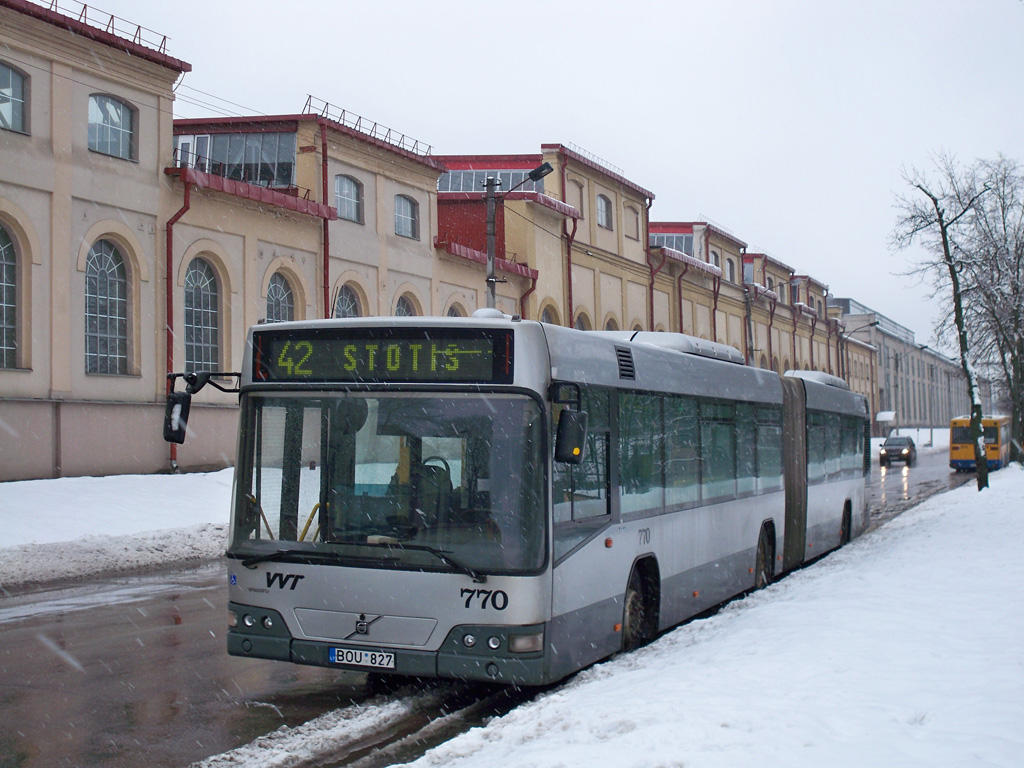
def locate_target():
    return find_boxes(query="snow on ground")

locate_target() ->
[3,429,1021,767]
[398,464,1024,768]
[0,468,233,588]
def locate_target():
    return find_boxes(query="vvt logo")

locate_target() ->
[266,572,305,590]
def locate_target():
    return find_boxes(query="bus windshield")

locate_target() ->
[232,392,546,574]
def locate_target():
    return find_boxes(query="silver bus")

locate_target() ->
[168,312,869,686]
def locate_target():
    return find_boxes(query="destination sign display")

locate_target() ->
[252,328,514,384]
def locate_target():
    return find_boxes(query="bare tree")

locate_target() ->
[955,156,1024,465]
[892,154,990,490]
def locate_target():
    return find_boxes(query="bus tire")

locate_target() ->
[755,525,774,589]
[622,568,653,652]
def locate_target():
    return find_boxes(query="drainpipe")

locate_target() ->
[711,275,721,342]
[166,179,191,469]
[742,285,754,365]
[810,314,818,370]
[677,264,689,333]
[558,151,577,326]
[320,120,330,318]
[519,273,537,318]
[644,197,660,329]
[825,317,835,375]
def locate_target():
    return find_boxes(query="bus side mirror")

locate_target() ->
[164,391,191,444]
[554,409,588,465]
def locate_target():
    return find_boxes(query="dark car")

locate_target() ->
[880,436,917,467]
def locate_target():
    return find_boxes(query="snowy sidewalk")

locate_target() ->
[399,466,1024,768]
[0,468,233,588]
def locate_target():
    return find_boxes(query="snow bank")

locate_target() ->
[400,465,1024,768]
[0,469,233,588]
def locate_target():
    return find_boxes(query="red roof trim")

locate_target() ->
[432,154,543,170]
[173,113,445,172]
[542,143,655,200]
[165,167,336,220]
[1,0,191,73]
[650,222,696,234]
[433,238,538,280]
[651,220,747,249]
[437,191,581,219]
[174,118,300,135]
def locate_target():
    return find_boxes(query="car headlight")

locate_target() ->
[901,449,909,455]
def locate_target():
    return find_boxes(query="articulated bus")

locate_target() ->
[167,313,869,686]
[949,415,1011,471]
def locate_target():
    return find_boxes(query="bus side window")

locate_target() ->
[553,387,611,524]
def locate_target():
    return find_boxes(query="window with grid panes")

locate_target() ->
[266,272,294,323]
[84,240,128,374]
[0,225,16,367]
[184,258,219,372]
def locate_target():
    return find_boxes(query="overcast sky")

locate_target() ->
[92,0,1024,350]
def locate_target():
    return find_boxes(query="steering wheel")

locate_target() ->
[422,455,451,476]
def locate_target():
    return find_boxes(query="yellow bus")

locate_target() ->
[949,415,1011,471]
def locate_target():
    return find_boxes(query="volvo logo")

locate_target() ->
[347,613,382,640]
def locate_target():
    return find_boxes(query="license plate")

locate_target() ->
[328,647,395,669]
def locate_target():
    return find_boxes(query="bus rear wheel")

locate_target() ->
[622,569,652,652]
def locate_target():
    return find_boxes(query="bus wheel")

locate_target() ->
[755,526,774,589]
[622,569,649,652]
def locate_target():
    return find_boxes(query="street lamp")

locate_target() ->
[839,320,878,379]
[485,162,554,309]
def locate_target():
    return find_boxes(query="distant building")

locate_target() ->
[829,298,989,435]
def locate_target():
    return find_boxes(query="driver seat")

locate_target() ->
[414,464,452,526]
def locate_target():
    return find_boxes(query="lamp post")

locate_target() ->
[485,162,554,309]
[839,320,878,380]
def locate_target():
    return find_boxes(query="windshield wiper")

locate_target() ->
[365,540,488,583]
[238,548,396,570]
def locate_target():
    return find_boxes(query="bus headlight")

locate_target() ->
[228,610,238,628]
[509,632,544,654]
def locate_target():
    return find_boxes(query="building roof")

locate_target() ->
[173,114,445,172]
[433,154,544,170]
[651,221,748,250]
[2,0,191,73]
[542,143,655,201]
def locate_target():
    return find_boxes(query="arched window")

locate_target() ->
[574,313,591,331]
[333,284,361,318]
[266,272,294,323]
[184,258,219,372]
[394,195,419,239]
[88,94,134,160]
[710,250,721,268]
[84,239,128,374]
[335,175,363,223]
[540,306,558,325]
[0,224,17,368]
[596,194,613,230]
[446,303,465,318]
[1,62,27,134]
[604,317,619,331]
[395,294,416,317]
[726,259,736,283]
